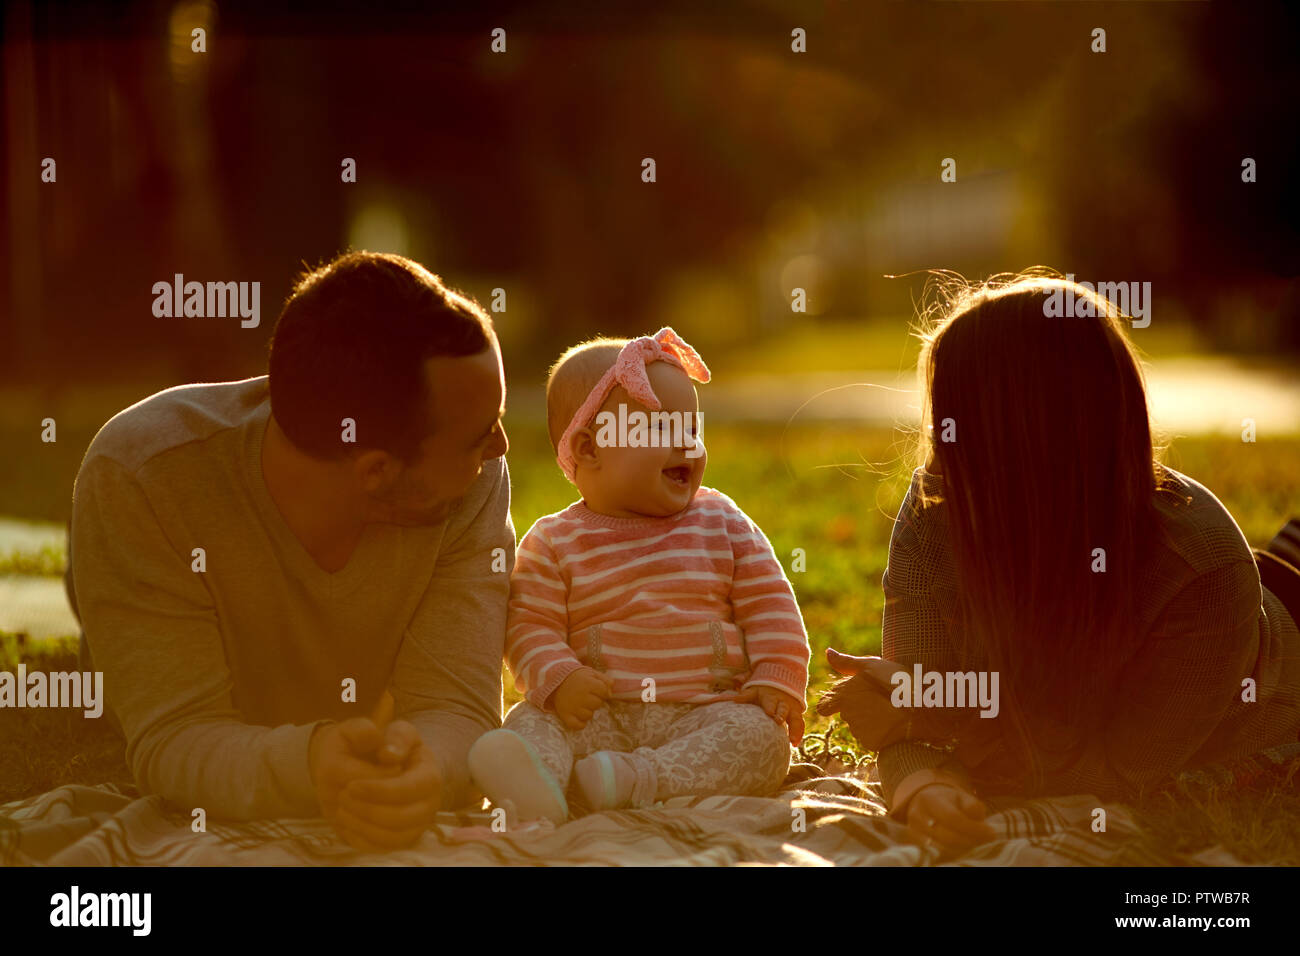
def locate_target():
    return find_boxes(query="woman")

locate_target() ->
[818,270,1300,856]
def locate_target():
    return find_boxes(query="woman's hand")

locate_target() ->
[823,648,903,690]
[816,648,959,751]
[905,782,996,858]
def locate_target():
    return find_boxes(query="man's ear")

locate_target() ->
[354,448,400,493]
[569,427,600,469]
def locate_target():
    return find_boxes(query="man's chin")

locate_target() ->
[379,499,458,527]
[410,503,456,526]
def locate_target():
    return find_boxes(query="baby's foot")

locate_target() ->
[468,729,568,825]
[573,750,638,811]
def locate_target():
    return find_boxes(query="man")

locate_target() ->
[70,252,513,850]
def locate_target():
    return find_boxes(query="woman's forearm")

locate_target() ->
[879,742,974,815]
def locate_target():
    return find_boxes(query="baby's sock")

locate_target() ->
[468,729,568,825]
[572,750,639,811]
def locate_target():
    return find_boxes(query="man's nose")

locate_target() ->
[485,423,509,460]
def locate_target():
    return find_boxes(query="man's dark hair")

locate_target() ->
[268,251,494,463]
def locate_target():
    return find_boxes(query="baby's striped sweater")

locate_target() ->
[506,487,810,709]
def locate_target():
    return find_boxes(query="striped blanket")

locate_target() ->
[3,745,1296,866]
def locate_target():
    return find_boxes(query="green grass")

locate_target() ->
[0,544,67,577]
[0,634,134,802]
[3,422,1298,862]
[0,424,99,524]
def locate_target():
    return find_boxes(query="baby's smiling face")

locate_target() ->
[571,362,706,519]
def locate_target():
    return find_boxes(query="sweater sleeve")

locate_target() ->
[71,455,327,820]
[876,472,973,812]
[722,499,810,702]
[392,456,515,810]
[1040,558,1270,800]
[505,522,583,709]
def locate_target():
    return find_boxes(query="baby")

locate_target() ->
[469,327,810,823]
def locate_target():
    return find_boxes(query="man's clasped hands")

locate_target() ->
[307,692,443,851]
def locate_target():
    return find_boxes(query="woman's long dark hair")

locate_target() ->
[913,270,1180,791]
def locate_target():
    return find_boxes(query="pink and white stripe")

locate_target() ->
[506,488,810,708]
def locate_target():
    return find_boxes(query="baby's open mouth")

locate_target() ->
[663,465,691,485]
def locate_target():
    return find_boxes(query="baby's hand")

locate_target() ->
[737,686,806,745]
[552,667,616,730]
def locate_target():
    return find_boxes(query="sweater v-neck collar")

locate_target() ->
[243,402,382,595]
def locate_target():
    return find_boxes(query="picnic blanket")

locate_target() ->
[4,745,1297,866]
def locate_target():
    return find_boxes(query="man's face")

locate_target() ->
[369,337,508,526]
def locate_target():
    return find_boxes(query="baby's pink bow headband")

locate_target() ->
[556,327,711,483]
